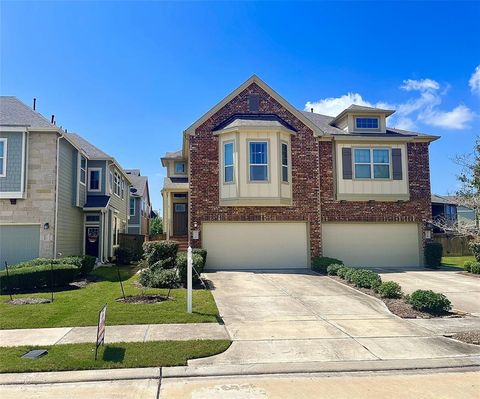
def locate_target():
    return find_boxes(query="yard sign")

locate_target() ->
[95,304,107,360]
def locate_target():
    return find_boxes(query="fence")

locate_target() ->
[433,234,472,256]
[148,234,166,241]
[118,233,145,258]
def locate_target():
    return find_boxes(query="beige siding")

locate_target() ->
[56,139,83,257]
[202,222,309,270]
[322,222,421,268]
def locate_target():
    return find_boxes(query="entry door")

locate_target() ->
[85,227,100,258]
[173,203,188,236]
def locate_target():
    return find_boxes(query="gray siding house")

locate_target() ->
[0,96,131,266]
[125,169,151,236]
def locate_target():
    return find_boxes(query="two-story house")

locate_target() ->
[161,76,438,269]
[125,169,152,236]
[0,97,131,266]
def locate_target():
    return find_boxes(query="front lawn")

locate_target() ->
[442,256,475,269]
[0,265,219,329]
[0,340,231,373]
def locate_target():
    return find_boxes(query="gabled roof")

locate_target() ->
[184,75,322,137]
[65,133,111,159]
[127,172,148,197]
[330,104,395,126]
[0,96,58,129]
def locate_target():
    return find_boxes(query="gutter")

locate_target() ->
[53,133,64,259]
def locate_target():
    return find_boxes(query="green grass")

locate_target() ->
[441,256,475,269]
[0,340,231,373]
[0,266,219,329]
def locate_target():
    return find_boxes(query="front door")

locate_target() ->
[85,226,100,258]
[173,203,188,236]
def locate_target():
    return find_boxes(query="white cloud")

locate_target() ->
[305,76,476,130]
[469,65,480,95]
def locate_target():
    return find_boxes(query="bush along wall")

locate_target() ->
[424,241,443,268]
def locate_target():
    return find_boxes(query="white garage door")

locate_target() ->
[0,224,40,268]
[202,222,309,270]
[322,223,421,268]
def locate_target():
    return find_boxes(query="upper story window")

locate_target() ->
[120,177,125,199]
[354,148,390,179]
[0,138,7,177]
[129,198,135,216]
[109,170,114,193]
[249,141,268,181]
[281,142,288,183]
[80,156,87,185]
[88,168,101,191]
[355,117,379,130]
[175,162,186,174]
[114,171,121,196]
[223,142,234,183]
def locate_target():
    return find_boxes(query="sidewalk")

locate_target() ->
[0,323,229,347]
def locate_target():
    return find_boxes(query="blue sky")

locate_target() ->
[1,1,479,211]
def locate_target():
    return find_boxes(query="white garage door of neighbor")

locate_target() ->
[202,222,309,270]
[322,223,421,268]
[0,224,40,268]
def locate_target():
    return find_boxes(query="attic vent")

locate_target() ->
[248,95,260,112]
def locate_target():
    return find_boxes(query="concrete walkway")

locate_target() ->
[0,323,228,347]
[184,270,480,369]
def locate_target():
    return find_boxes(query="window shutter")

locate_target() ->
[392,148,403,180]
[342,148,352,179]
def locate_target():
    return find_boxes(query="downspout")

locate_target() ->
[53,133,64,259]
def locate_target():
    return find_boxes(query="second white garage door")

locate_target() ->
[322,223,421,268]
[202,222,309,270]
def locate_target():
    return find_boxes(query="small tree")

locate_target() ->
[150,217,163,235]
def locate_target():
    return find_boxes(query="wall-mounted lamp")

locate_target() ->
[43,223,50,230]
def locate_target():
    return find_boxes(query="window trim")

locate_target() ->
[88,167,102,192]
[354,117,380,130]
[353,147,392,180]
[129,197,135,217]
[79,155,87,186]
[223,141,235,184]
[0,138,7,177]
[113,171,121,197]
[174,161,186,175]
[109,170,114,194]
[248,140,269,183]
[281,141,289,183]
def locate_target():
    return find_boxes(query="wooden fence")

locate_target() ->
[148,234,166,241]
[433,234,472,256]
[118,233,145,257]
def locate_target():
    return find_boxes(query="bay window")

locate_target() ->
[223,142,234,183]
[249,141,268,181]
[281,142,288,183]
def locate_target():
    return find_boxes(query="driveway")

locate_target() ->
[188,270,480,369]
[375,267,480,316]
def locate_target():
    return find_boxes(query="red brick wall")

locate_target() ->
[189,82,322,258]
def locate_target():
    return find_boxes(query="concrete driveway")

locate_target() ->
[186,270,480,370]
[375,267,480,316]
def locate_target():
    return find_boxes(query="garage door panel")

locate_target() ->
[0,225,40,268]
[322,223,420,268]
[203,222,308,270]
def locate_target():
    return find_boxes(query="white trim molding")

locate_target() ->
[0,138,7,177]
[88,167,102,192]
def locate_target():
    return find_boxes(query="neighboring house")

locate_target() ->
[431,194,458,232]
[125,169,152,236]
[445,195,478,229]
[161,76,438,269]
[0,96,131,266]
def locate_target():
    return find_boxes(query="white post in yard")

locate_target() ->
[187,246,193,313]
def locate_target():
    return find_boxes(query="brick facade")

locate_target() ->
[190,83,322,258]
[189,82,432,258]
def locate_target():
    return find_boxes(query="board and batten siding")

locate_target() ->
[0,131,25,192]
[56,139,83,257]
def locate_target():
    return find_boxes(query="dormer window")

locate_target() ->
[175,162,186,174]
[355,117,379,130]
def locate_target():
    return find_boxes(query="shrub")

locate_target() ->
[344,267,357,283]
[11,256,95,277]
[138,268,180,289]
[471,262,480,274]
[142,240,179,268]
[424,242,443,268]
[115,248,133,265]
[349,269,382,289]
[176,253,204,286]
[192,248,208,269]
[463,260,474,272]
[0,264,79,293]
[469,241,480,262]
[407,289,452,314]
[377,281,403,298]
[150,257,176,271]
[327,263,344,276]
[337,266,353,279]
[311,256,344,274]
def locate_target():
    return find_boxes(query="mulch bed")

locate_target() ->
[329,275,464,319]
[115,294,170,304]
[452,330,480,346]
[7,298,52,305]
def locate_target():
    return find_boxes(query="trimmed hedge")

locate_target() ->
[464,260,474,272]
[326,263,344,276]
[471,262,480,274]
[407,289,451,314]
[376,281,403,298]
[349,269,382,289]
[424,242,443,268]
[312,256,344,274]
[11,256,95,277]
[0,264,79,293]
[192,249,208,269]
[138,268,180,289]
[143,241,179,268]
[469,241,480,262]
[176,253,204,286]
[115,248,133,265]
[337,266,353,279]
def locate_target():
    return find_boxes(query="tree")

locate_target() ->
[150,217,163,236]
